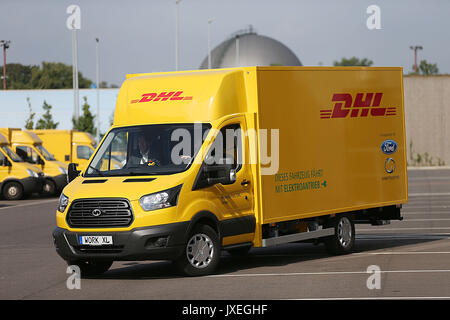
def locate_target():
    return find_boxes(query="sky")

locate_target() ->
[0,0,449,133]
[1,0,449,86]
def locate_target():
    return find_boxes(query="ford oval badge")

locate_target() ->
[381,140,398,155]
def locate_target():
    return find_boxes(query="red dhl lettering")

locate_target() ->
[320,93,397,119]
[130,91,193,104]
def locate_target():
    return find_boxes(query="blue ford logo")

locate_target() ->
[381,140,398,155]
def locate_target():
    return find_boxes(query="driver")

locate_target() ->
[132,133,160,166]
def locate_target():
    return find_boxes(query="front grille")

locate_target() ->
[67,198,133,228]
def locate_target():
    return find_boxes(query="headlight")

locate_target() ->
[26,169,38,178]
[139,185,182,212]
[59,167,68,175]
[58,193,69,213]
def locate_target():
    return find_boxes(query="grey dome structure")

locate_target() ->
[200,28,302,69]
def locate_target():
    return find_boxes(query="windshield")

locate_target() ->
[85,123,211,177]
[1,146,23,162]
[36,145,56,161]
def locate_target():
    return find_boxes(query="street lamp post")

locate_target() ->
[95,38,100,144]
[0,40,11,90]
[207,18,214,69]
[409,45,423,73]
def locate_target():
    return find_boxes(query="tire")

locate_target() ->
[41,179,56,196]
[2,181,24,200]
[226,245,251,257]
[174,224,220,276]
[67,260,113,278]
[323,215,355,255]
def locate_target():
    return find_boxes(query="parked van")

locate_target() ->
[0,132,44,200]
[32,130,96,171]
[0,128,68,196]
[53,67,407,276]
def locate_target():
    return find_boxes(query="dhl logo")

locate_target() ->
[320,93,397,119]
[130,91,193,104]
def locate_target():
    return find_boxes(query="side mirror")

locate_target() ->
[37,157,45,165]
[1,158,11,166]
[67,163,80,183]
[203,157,237,187]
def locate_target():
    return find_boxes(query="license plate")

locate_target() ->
[79,235,113,246]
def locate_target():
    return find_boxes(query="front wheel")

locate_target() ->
[2,181,24,200]
[323,215,355,255]
[174,224,220,276]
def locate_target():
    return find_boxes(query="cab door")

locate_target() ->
[202,115,255,243]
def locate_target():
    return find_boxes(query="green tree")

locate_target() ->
[24,97,36,129]
[72,96,97,135]
[418,60,439,75]
[30,62,92,89]
[333,57,374,66]
[0,62,93,89]
[35,100,59,129]
[0,64,39,89]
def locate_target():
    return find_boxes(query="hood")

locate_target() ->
[15,161,43,174]
[62,172,188,202]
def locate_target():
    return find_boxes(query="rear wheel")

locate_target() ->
[174,224,220,276]
[2,181,24,200]
[67,260,113,278]
[323,215,355,255]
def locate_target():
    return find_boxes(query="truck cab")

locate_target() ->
[32,130,97,172]
[0,133,44,200]
[0,128,68,196]
[72,131,96,170]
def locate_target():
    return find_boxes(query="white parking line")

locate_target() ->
[409,193,450,197]
[357,227,450,231]
[0,199,58,211]
[293,297,450,300]
[354,251,450,255]
[402,218,450,221]
[207,269,450,278]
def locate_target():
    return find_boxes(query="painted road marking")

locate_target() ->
[0,199,58,211]
[207,269,450,278]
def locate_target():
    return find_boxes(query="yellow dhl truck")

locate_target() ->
[0,132,44,200]
[32,130,96,171]
[53,67,407,276]
[0,128,68,196]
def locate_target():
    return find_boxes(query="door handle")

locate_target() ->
[241,179,250,186]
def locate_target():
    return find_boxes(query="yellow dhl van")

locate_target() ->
[53,67,407,277]
[0,132,44,200]
[32,130,96,171]
[0,128,68,196]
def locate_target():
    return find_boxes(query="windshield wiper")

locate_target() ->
[88,165,105,176]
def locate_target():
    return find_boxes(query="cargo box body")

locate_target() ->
[253,67,407,225]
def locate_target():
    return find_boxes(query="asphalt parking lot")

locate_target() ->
[0,168,449,300]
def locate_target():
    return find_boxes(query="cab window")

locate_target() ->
[16,146,41,164]
[208,123,243,172]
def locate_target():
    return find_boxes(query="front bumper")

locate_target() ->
[53,174,68,191]
[52,221,190,262]
[21,176,44,194]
